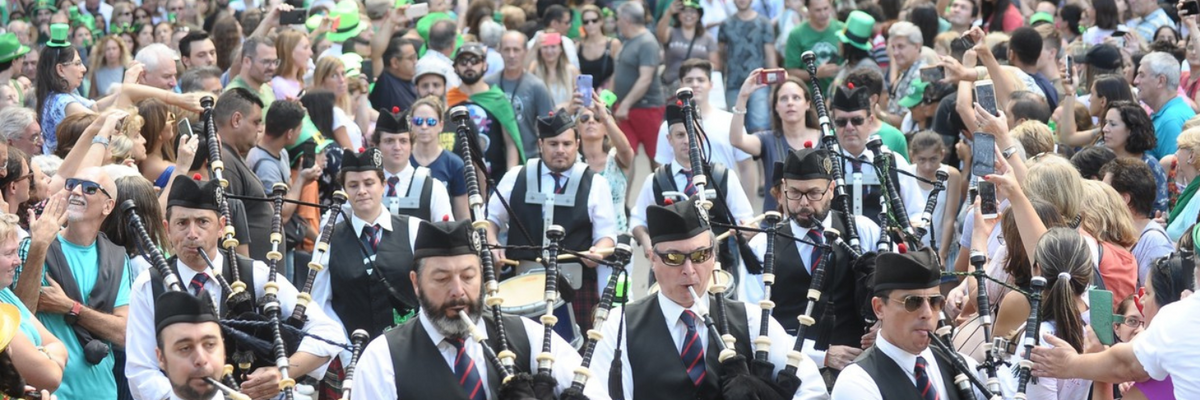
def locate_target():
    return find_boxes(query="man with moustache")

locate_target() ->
[831,248,989,399]
[311,147,422,340]
[125,177,346,400]
[153,290,226,400]
[591,197,828,400]
[369,107,453,221]
[486,111,617,334]
[741,147,880,373]
[351,219,604,399]
[225,36,277,111]
[446,42,524,175]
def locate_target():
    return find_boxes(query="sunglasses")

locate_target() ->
[583,18,600,24]
[653,243,715,266]
[411,117,439,126]
[888,294,946,312]
[66,178,112,198]
[578,114,602,123]
[834,116,867,127]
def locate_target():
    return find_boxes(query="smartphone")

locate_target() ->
[1184,0,1200,16]
[1113,30,1127,47]
[973,133,998,219]
[1064,55,1074,85]
[577,74,594,107]
[758,68,787,85]
[975,79,998,116]
[1089,289,1116,346]
[280,9,307,25]
[405,2,429,18]
[920,66,945,83]
[177,117,194,139]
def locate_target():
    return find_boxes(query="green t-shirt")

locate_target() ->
[875,122,910,163]
[784,20,845,94]
[225,75,275,116]
[36,235,132,400]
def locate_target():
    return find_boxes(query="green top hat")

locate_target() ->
[837,11,875,52]
[0,33,30,64]
[46,23,70,48]
[898,78,930,108]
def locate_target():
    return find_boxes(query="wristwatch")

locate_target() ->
[65,301,82,325]
[1002,145,1019,159]
[92,135,110,148]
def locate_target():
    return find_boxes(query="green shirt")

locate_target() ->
[875,122,910,163]
[225,75,275,115]
[784,20,844,94]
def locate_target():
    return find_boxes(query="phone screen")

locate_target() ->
[1089,289,1116,345]
[971,133,995,178]
[406,2,429,18]
[577,75,594,107]
[177,118,194,139]
[975,80,998,116]
[920,66,945,83]
[979,182,999,219]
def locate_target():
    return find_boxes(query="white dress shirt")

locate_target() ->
[741,216,881,367]
[653,108,752,170]
[831,333,991,400]
[1133,294,1200,398]
[310,205,422,339]
[840,148,926,224]
[382,165,454,221]
[589,292,830,400]
[126,254,348,400]
[350,310,609,400]
[628,161,755,231]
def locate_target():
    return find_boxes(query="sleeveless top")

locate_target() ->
[578,38,614,89]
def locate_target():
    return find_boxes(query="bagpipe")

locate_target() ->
[802,51,862,255]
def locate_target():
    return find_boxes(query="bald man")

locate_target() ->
[26,167,133,400]
[484,31,554,158]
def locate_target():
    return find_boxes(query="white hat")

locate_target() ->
[413,56,452,84]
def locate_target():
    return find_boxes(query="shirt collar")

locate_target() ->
[419,308,488,348]
[350,207,393,235]
[656,290,708,326]
[384,165,415,184]
[176,252,218,283]
[876,330,937,377]
[670,162,692,175]
[1153,96,1186,118]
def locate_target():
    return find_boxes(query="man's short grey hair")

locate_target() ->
[179,66,222,93]
[32,155,62,177]
[0,107,35,143]
[888,21,923,46]
[240,36,275,60]
[617,2,645,23]
[1142,52,1181,89]
[479,20,503,49]
[135,43,179,73]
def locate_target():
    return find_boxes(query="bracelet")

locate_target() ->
[1002,145,1019,159]
[975,66,987,81]
[92,136,110,148]
[731,106,747,115]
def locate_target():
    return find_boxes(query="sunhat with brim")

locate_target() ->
[837,11,875,52]
[306,1,365,43]
[0,303,20,352]
[898,78,930,108]
[0,33,31,64]
[340,53,363,78]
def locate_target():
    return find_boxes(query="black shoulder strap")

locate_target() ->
[1093,244,1107,291]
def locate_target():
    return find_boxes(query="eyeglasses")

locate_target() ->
[578,114,602,123]
[834,116,867,127]
[1116,315,1145,328]
[783,188,827,201]
[887,294,946,312]
[583,18,600,24]
[12,172,33,185]
[59,59,83,67]
[456,57,482,67]
[411,117,439,126]
[66,178,112,198]
[653,243,715,266]
[257,58,280,67]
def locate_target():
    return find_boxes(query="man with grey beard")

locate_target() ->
[351,219,606,400]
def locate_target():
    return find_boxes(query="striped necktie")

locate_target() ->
[189,272,209,296]
[448,338,486,400]
[551,172,567,194]
[387,176,399,197]
[806,229,825,273]
[915,356,940,400]
[680,310,706,386]
[361,224,381,254]
[680,169,697,196]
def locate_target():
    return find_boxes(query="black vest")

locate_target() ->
[328,213,417,339]
[149,254,260,317]
[853,343,965,400]
[769,213,865,347]
[839,152,904,226]
[625,295,752,400]
[652,163,738,269]
[387,314,532,399]
[506,164,596,261]
[384,168,435,221]
[44,233,127,315]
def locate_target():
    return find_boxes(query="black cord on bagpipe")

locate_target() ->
[261,183,296,399]
[864,136,921,250]
[969,251,1006,399]
[802,51,862,254]
[286,190,348,329]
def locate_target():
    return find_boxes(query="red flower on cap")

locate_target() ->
[663,198,674,205]
[847,82,856,89]
[442,214,450,221]
[804,140,813,148]
[392,106,399,113]
[358,147,366,153]
[192,173,202,180]
[897,242,908,254]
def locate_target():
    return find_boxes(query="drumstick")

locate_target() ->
[499,259,520,267]
[715,213,772,241]
[541,247,616,262]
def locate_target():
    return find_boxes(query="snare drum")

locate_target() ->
[498,271,583,348]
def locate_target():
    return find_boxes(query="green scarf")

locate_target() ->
[1169,177,1200,224]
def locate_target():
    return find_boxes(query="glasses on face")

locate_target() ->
[1117,315,1145,328]
[578,114,601,123]
[834,116,867,127]
[411,117,438,126]
[66,178,112,198]
[59,59,84,67]
[888,294,946,312]
[119,11,133,16]
[653,243,716,266]
[456,57,482,67]
[783,187,827,201]
[583,18,600,24]
[13,172,33,184]
[258,58,280,67]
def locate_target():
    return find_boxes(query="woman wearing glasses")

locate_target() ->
[577,5,619,90]
[35,23,201,156]
[407,96,469,221]
[1110,243,1193,399]
[655,0,717,95]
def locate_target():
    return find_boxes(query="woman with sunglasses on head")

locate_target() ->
[133,99,181,192]
[529,28,579,108]
[35,23,202,156]
[577,4,619,90]
[407,96,470,220]
[567,90,634,232]
[0,147,32,216]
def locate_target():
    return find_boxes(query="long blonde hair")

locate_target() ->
[275,29,308,83]
[1080,180,1137,248]
[87,36,132,98]
[313,56,351,112]
[529,29,572,96]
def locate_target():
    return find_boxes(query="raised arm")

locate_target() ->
[729,70,766,156]
[372,7,411,79]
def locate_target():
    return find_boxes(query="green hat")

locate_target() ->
[0,33,31,64]
[416,12,456,43]
[898,78,930,108]
[837,11,875,52]
[680,0,702,12]
[1029,11,1053,26]
[319,1,365,43]
[31,0,56,12]
[46,23,70,48]
[340,53,363,78]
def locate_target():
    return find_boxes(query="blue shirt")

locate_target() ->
[1151,96,1196,159]
[0,287,41,346]
[35,235,132,400]
[40,91,96,155]
[412,150,467,197]
[1144,153,1170,214]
